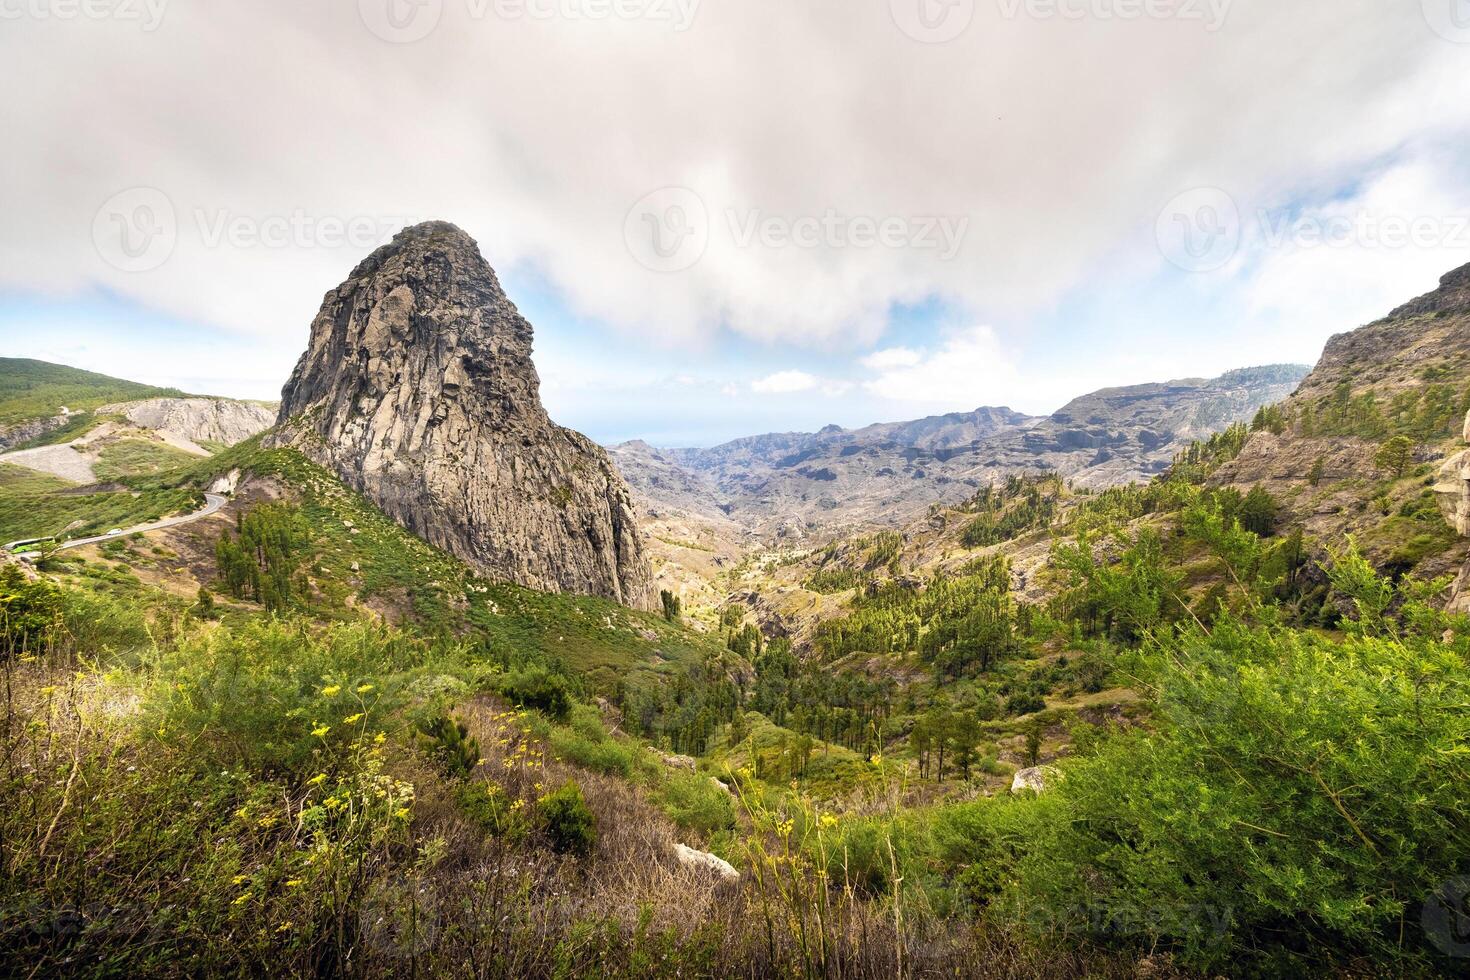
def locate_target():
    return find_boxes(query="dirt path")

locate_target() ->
[0,443,96,483]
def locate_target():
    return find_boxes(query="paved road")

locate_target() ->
[5,492,229,554]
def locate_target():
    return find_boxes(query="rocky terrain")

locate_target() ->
[615,365,1307,539]
[271,220,655,610]
[96,397,275,452]
[1214,261,1470,581]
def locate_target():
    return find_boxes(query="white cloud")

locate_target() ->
[860,347,923,370]
[862,325,1020,409]
[751,370,820,394]
[2,1,1468,367]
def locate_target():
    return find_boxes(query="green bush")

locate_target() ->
[659,771,735,835]
[417,714,481,779]
[499,665,572,721]
[538,780,596,856]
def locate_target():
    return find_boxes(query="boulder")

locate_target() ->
[674,843,739,883]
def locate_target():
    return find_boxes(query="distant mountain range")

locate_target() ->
[611,364,1310,537]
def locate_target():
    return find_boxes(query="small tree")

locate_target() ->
[1237,485,1278,537]
[1307,455,1326,487]
[660,589,682,623]
[1374,435,1414,478]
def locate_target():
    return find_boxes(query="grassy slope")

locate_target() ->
[0,358,184,426]
[129,434,733,693]
[0,462,204,542]
[93,438,206,480]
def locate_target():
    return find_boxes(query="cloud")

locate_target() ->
[862,325,1020,409]
[2,1,1468,368]
[860,347,923,370]
[751,370,820,394]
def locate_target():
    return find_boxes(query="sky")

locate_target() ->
[2,1,1469,447]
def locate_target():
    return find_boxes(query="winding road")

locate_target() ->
[5,492,229,554]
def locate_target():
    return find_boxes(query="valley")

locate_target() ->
[2,249,1468,978]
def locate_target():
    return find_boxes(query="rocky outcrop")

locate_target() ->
[1010,766,1052,794]
[0,415,68,452]
[271,221,654,609]
[98,397,275,449]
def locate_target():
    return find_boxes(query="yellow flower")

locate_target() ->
[257,814,279,828]
[311,723,331,738]
[374,732,387,745]
[321,685,341,697]
[284,879,303,888]
[156,726,167,737]
[308,773,327,786]
[231,874,249,886]
[819,814,839,830]
[394,807,411,820]
[232,893,252,907]
[344,713,364,725]
[510,799,525,811]
[356,684,375,694]
[275,921,293,933]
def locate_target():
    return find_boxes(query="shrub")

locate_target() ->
[538,780,596,856]
[659,771,735,835]
[499,665,572,722]
[417,714,481,779]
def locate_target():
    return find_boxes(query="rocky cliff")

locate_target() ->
[271,221,655,609]
[1214,261,1470,581]
[98,397,275,450]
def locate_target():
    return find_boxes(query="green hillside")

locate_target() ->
[0,357,184,427]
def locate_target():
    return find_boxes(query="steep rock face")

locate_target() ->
[98,397,276,448]
[271,221,654,609]
[1214,261,1470,581]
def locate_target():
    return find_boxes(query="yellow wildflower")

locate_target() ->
[321,685,341,697]
[311,723,331,738]
[819,813,839,830]
[374,732,387,745]
[232,893,252,907]
[276,921,293,933]
[284,879,303,888]
[356,684,375,694]
[394,807,411,820]
[307,773,327,786]
[344,713,364,725]
[231,874,249,886]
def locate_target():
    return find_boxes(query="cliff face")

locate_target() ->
[97,397,275,449]
[271,221,655,609]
